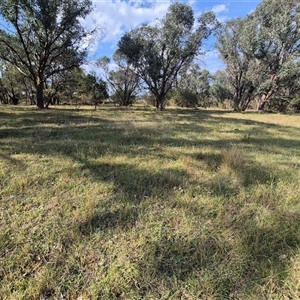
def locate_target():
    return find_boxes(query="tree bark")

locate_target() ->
[36,80,44,109]
[257,76,278,112]
[257,94,268,112]
[155,94,164,111]
[233,99,241,112]
[241,85,255,111]
[241,97,252,111]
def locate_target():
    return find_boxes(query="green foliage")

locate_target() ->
[210,70,235,108]
[210,84,233,104]
[97,53,141,107]
[47,68,109,107]
[0,0,97,108]
[117,2,218,110]
[176,65,212,107]
[290,96,300,113]
[246,0,300,110]
[215,0,300,112]
[215,18,255,111]
[0,64,20,104]
[170,89,198,107]
[85,74,109,108]
[267,97,289,113]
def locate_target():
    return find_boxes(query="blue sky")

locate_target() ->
[84,0,262,74]
[0,0,262,75]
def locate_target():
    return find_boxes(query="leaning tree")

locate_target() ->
[117,2,219,110]
[244,0,300,111]
[0,0,97,108]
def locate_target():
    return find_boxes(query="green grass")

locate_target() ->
[0,105,300,299]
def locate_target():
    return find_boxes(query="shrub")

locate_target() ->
[170,89,198,107]
[289,96,300,113]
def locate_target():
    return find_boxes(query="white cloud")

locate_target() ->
[211,4,229,23]
[85,1,232,59]
[88,0,170,52]
[212,4,228,14]
[83,0,229,73]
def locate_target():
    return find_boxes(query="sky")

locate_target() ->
[84,0,262,75]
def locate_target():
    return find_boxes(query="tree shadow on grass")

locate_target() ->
[191,149,276,198]
[0,152,26,169]
[142,234,229,280]
[1,107,299,156]
[1,107,300,298]
[76,160,189,235]
[78,205,139,235]
[206,114,300,150]
[80,160,188,200]
[230,207,300,298]
[136,231,242,299]
[133,204,300,299]
[221,149,276,187]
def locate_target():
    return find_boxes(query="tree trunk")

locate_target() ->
[242,85,255,111]
[233,88,241,111]
[36,80,44,109]
[155,95,164,111]
[257,95,267,112]
[241,97,251,111]
[257,78,277,112]
[232,98,241,112]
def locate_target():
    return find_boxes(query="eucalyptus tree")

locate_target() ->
[0,78,9,104]
[215,18,255,111]
[244,0,300,111]
[0,0,97,108]
[117,2,219,110]
[210,70,234,106]
[85,73,109,109]
[1,66,22,105]
[0,61,8,104]
[46,68,108,107]
[97,51,141,107]
[174,64,212,107]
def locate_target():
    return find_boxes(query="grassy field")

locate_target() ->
[0,105,300,299]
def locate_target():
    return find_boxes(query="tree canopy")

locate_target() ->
[215,18,255,111]
[117,2,219,110]
[0,0,299,112]
[216,0,300,111]
[97,51,141,107]
[0,0,96,108]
